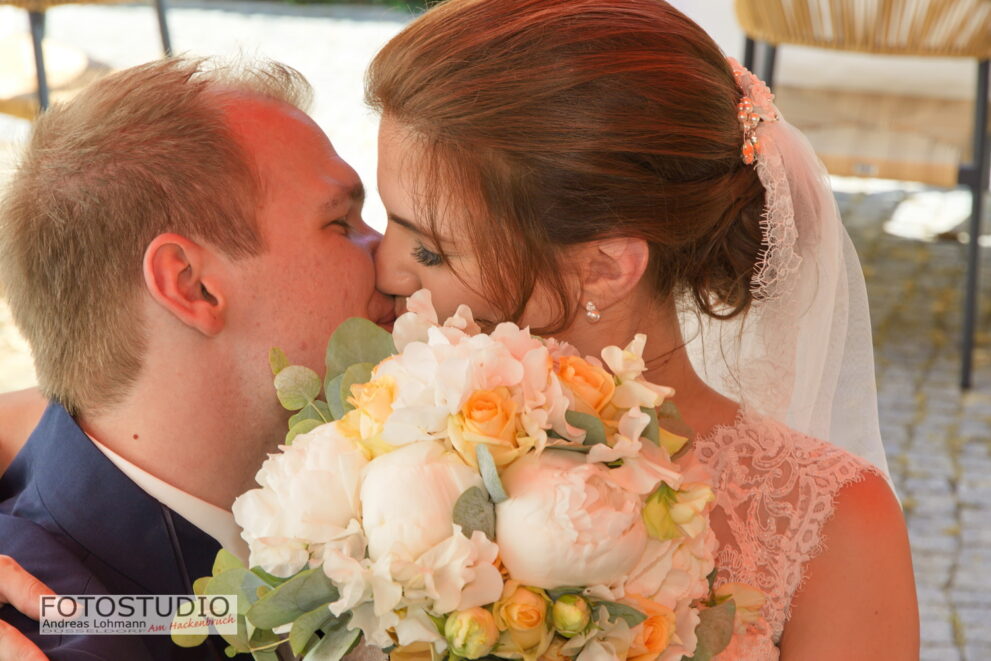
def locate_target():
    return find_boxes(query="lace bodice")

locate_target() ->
[692,409,881,659]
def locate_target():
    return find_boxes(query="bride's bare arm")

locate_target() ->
[778,471,919,660]
[0,388,47,473]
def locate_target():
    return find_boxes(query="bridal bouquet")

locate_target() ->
[176,291,763,661]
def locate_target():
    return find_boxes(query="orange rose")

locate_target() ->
[450,387,527,468]
[538,636,573,661]
[624,593,677,661]
[557,356,615,413]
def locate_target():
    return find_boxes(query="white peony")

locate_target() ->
[232,421,369,576]
[360,439,483,561]
[495,450,647,589]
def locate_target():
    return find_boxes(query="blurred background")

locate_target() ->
[0,1,988,659]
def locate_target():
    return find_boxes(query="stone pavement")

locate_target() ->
[0,3,989,659]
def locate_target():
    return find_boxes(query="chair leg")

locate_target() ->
[154,0,172,56]
[961,59,989,389]
[27,11,49,112]
[762,43,778,90]
[743,37,756,71]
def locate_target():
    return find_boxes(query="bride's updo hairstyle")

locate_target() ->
[367,0,766,330]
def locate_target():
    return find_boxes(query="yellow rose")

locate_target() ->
[714,582,766,633]
[346,376,397,458]
[450,387,529,468]
[445,607,499,659]
[557,356,615,414]
[624,593,677,661]
[494,581,552,652]
[550,594,591,638]
[390,641,436,661]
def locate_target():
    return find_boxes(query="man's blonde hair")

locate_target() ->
[0,57,312,415]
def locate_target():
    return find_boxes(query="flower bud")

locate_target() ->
[551,594,591,638]
[445,607,499,659]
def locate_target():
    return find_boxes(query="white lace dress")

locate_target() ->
[692,408,883,660]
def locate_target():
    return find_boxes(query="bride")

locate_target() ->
[0,0,917,658]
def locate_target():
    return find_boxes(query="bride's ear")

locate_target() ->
[578,237,651,311]
[143,233,227,336]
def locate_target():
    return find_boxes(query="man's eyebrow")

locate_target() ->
[322,182,365,215]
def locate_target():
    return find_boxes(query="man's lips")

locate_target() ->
[376,309,398,332]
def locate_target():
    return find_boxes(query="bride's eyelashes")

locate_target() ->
[412,242,443,267]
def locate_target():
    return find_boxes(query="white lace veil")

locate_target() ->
[683,60,891,478]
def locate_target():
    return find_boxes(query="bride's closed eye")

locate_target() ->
[412,242,443,267]
[325,218,351,236]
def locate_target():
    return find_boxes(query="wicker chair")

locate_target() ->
[735,0,991,388]
[3,0,172,111]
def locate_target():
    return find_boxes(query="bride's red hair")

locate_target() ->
[367,0,766,331]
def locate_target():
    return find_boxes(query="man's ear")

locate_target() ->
[579,237,651,312]
[143,234,226,336]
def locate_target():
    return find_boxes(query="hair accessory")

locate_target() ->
[728,58,780,165]
[584,300,601,323]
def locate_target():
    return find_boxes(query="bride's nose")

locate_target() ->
[374,229,420,298]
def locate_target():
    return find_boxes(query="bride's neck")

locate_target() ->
[567,294,740,436]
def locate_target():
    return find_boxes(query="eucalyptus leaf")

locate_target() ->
[275,365,323,411]
[597,600,646,628]
[290,606,337,656]
[170,628,208,648]
[325,373,346,420]
[640,406,660,445]
[475,445,508,504]
[325,317,397,382]
[225,644,239,658]
[303,617,361,661]
[546,587,584,601]
[287,418,324,444]
[213,549,245,576]
[686,600,736,661]
[339,363,375,415]
[206,568,268,616]
[252,567,291,588]
[269,347,291,376]
[657,400,694,439]
[290,401,333,428]
[248,628,284,661]
[250,648,279,661]
[192,576,210,597]
[452,486,496,541]
[544,444,592,454]
[247,568,340,630]
[566,410,607,446]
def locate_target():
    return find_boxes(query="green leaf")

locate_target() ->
[192,576,211,597]
[206,568,269,616]
[545,444,592,454]
[706,568,718,594]
[640,406,660,445]
[275,365,323,411]
[657,400,694,439]
[247,568,340,630]
[566,410,608,446]
[171,628,208,648]
[546,587,584,601]
[325,317,397,382]
[686,600,736,661]
[597,600,646,629]
[269,348,291,376]
[213,549,246,577]
[252,567,291,588]
[452,486,496,541]
[287,418,324,444]
[475,444,508,504]
[225,645,239,658]
[339,362,375,415]
[303,617,361,661]
[325,373,346,420]
[290,400,333,428]
[290,606,337,656]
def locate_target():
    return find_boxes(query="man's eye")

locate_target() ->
[412,242,443,267]
[327,218,350,236]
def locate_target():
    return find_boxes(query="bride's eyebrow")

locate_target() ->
[388,213,453,247]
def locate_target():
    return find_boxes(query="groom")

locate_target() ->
[0,57,394,659]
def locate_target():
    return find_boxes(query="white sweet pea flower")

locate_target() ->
[360,440,482,561]
[393,289,439,351]
[232,422,369,576]
[587,410,683,495]
[495,451,647,589]
[443,303,481,337]
[601,334,649,382]
[561,608,636,661]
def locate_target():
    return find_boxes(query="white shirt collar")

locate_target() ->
[88,435,249,564]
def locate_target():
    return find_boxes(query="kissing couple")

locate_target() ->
[0,1,917,659]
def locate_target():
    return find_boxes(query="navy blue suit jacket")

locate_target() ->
[0,403,231,660]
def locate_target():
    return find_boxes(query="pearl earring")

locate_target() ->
[585,300,601,323]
